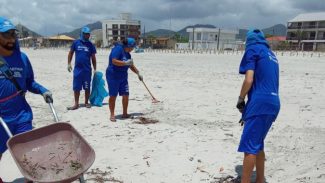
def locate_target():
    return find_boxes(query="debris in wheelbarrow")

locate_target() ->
[6,122,95,183]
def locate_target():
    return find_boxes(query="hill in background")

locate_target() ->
[20,21,287,41]
[16,24,42,38]
[60,21,102,39]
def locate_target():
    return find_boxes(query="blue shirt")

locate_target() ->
[0,48,48,124]
[239,43,280,120]
[71,39,96,76]
[106,44,131,79]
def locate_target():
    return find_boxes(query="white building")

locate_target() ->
[186,28,239,50]
[287,12,325,51]
[102,13,141,47]
[90,29,103,46]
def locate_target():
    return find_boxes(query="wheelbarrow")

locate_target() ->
[0,102,95,183]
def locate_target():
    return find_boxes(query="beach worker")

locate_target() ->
[106,37,143,122]
[0,17,52,181]
[236,29,280,183]
[67,26,97,110]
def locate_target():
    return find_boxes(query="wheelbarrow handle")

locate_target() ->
[48,102,60,123]
[0,117,13,137]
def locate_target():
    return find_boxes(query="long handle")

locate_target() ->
[141,80,156,100]
[48,103,60,122]
[0,117,13,137]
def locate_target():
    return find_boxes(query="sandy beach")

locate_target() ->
[1,48,324,183]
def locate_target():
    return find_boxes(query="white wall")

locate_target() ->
[187,28,238,50]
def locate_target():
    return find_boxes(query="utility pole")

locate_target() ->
[143,25,146,47]
[217,28,221,50]
[192,26,195,50]
[272,28,275,49]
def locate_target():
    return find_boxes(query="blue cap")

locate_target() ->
[0,17,16,32]
[81,26,91,34]
[245,29,268,47]
[126,37,136,48]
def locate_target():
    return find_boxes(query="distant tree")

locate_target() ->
[172,33,188,43]
[276,41,290,50]
[296,29,306,51]
[147,34,156,47]
[23,31,29,38]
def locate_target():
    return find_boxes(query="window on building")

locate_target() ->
[310,32,316,39]
[112,24,118,29]
[197,33,201,40]
[323,32,325,39]
[298,22,302,29]
[129,25,137,30]
[215,35,218,41]
[120,24,127,29]
[309,22,316,28]
[112,30,118,35]
[120,31,125,35]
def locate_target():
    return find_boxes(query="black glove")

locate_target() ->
[42,91,53,103]
[137,72,143,81]
[238,118,245,126]
[236,96,245,113]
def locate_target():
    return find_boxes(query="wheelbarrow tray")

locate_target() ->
[6,122,95,183]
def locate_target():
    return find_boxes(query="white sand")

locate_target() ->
[1,49,324,183]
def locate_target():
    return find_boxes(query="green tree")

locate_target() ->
[172,33,188,43]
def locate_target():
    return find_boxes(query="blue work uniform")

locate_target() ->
[70,39,96,91]
[0,45,48,153]
[105,44,131,96]
[238,30,281,155]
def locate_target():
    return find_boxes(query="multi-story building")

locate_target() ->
[102,13,141,47]
[186,27,238,50]
[90,29,103,47]
[286,12,325,51]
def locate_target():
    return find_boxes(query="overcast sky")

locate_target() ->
[1,0,325,36]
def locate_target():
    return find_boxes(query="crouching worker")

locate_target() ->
[236,29,280,183]
[0,17,52,182]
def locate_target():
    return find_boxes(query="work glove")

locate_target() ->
[236,96,245,113]
[238,118,245,126]
[67,64,72,72]
[43,91,53,103]
[137,72,143,81]
[124,59,133,66]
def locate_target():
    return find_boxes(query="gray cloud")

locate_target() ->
[0,0,324,35]
[290,0,325,11]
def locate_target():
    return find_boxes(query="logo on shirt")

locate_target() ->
[268,52,278,64]
[77,45,89,52]
[0,67,23,78]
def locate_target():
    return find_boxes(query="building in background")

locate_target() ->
[186,27,239,50]
[102,13,141,47]
[286,12,325,51]
[90,29,103,47]
[43,35,75,47]
[19,35,75,48]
